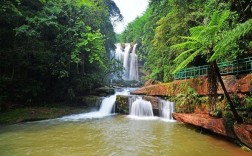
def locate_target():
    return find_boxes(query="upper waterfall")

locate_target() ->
[114,43,139,81]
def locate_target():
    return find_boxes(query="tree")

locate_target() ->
[171,10,252,123]
[0,0,122,105]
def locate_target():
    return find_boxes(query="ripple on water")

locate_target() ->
[0,115,251,156]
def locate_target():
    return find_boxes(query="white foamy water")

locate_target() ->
[114,43,139,81]
[159,99,175,120]
[130,99,154,117]
[61,89,130,120]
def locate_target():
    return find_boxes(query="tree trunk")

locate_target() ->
[213,61,243,123]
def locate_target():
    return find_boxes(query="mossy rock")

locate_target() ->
[94,86,115,96]
[115,95,129,114]
[77,95,101,108]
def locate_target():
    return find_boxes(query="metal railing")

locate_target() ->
[174,57,252,80]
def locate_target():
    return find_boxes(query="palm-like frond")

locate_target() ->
[174,48,197,63]
[170,41,198,50]
[173,47,204,74]
[210,18,252,62]
[209,10,230,28]
[189,26,206,37]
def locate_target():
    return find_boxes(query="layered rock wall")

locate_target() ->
[132,74,252,96]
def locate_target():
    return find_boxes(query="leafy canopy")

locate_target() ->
[171,10,252,74]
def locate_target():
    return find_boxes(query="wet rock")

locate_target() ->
[173,113,236,138]
[115,95,129,114]
[77,95,101,108]
[93,86,115,96]
[143,96,159,116]
[234,124,252,149]
[143,96,159,109]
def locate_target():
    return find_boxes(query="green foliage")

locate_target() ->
[172,86,201,113]
[172,9,252,74]
[120,0,251,83]
[210,19,252,61]
[244,96,252,110]
[0,0,122,105]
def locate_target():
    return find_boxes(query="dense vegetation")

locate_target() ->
[119,0,252,82]
[0,0,122,108]
[118,0,252,123]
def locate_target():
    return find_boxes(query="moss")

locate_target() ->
[223,111,236,136]
[115,95,129,114]
[0,107,85,125]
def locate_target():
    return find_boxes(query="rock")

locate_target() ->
[115,95,129,114]
[94,86,115,96]
[234,124,252,149]
[132,74,252,96]
[194,103,210,114]
[143,96,159,109]
[77,95,101,108]
[173,113,236,138]
[144,79,160,87]
[143,96,159,116]
[173,113,252,149]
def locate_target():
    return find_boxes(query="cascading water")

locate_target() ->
[114,43,139,81]
[115,43,124,63]
[130,99,154,117]
[123,43,131,79]
[129,44,139,81]
[62,89,130,120]
[159,99,175,120]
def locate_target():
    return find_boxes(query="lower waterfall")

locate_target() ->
[159,99,175,120]
[62,89,130,120]
[130,99,154,117]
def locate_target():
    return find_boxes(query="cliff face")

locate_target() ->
[132,74,252,96]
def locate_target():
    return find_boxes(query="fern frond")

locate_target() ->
[170,41,198,50]
[208,11,219,26]
[174,48,197,63]
[210,19,252,62]
[173,47,204,74]
[180,36,201,43]
[217,10,230,28]
[190,26,206,37]
[209,10,230,28]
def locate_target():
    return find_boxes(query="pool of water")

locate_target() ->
[0,115,250,156]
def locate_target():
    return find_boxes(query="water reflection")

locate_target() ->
[0,115,250,156]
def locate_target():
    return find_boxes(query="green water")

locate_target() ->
[0,115,250,156]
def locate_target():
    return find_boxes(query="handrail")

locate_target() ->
[174,57,252,80]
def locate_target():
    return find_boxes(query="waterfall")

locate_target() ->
[130,99,154,117]
[115,43,124,63]
[129,44,139,81]
[113,43,139,81]
[159,99,175,120]
[61,89,130,120]
[123,43,131,79]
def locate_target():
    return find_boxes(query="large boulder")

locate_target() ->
[115,95,129,114]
